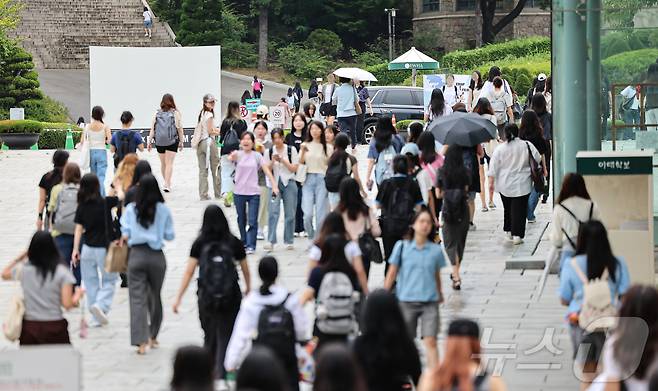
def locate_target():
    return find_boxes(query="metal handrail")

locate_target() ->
[140,0,180,47]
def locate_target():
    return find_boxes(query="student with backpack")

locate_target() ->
[437,145,471,291]
[147,94,184,192]
[47,162,82,286]
[193,94,221,201]
[264,128,299,251]
[300,120,333,240]
[441,74,461,107]
[172,205,250,379]
[110,111,144,169]
[224,257,307,391]
[481,77,514,139]
[559,221,630,380]
[37,150,69,231]
[325,133,364,209]
[219,101,248,207]
[417,132,444,225]
[300,233,363,350]
[293,81,304,113]
[519,110,549,224]
[549,173,600,272]
[376,156,424,267]
[384,207,446,370]
[423,88,453,123]
[366,116,404,190]
[71,173,120,327]
[252,75,264,99]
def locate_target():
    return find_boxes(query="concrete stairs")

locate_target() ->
[9,0,176,69]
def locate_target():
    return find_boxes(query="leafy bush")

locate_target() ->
[20,96,70,122]
[601,29,658,59]
[0,119,42,133]
[306,29,342,59]
[442,37,550,72]
[603,48,658,84]
[351,50,385,67]
[477,53,551,95]
[365,63,409,86]
[396,119,424,130]
[38,129,82,149]
[221,40,257,68]
[277,44,333,80]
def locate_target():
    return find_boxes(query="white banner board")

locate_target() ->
[269,106,285,126]
[90,46,221,129]
[422,74,471,114]
[0,347,81,390]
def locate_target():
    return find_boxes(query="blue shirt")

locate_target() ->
[558,254,630,315]
[367,135,404,160]
[110,129,144,150]
[388,239,446,302]
[120,202,175,250]
[334,83,357,118]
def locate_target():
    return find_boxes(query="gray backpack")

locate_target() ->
[53,184,79,235]
[490,92,508,125]
[154,110,178,147]
[315,271,358,335]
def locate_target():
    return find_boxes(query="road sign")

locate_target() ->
[245,99,261,112]
[269,106,285,126]
[239,105,249,119]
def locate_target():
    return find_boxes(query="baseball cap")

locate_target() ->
[256,105,269,116]
[537,73,547,82]
[401,143,419,156]
[203,93,216,102]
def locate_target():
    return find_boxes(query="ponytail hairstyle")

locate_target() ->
[503,123,519,142]
[258,256,278,296]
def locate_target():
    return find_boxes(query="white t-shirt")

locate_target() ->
[442,84,459,107]
[308,241,362,263]
[199,111,214,140]
[488,138,541,197]
[264,144,299,187]
[621,86,640,110]
[588,335,658,391]
[323,84,335,104]
[143,11,151,22]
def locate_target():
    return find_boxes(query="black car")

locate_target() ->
[361,86,424,144]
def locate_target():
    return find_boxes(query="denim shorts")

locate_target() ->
[399,301,440,338]
[144,20,153,28]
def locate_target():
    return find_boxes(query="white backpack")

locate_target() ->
[315,271,358,335]
[571,258,618,332]
[490,92,508,125]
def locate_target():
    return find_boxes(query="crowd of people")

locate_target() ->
[4,66,658,391]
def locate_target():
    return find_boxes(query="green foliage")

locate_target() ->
[0,36,43,111]
[602,48,658,84]
[395,119,423,131]
[604,0,658,28]
[413,29,443,61]
[476,53,551,98]
[20,96,70,122]
[442,37,551,73]
[0,0,22,35]
[177,0,246,47]
[0,120,80,134]
[306,29,342,59]
[277,44,333,80]
[365,63,408,86]
[351,50,385,67]
[38,129,82,149]
[221,40,258,68]
[601,29,658,59]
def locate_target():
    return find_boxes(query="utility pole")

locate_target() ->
[385,8,398,61]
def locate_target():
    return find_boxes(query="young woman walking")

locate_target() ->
[519,110,549,223]
[37,150,69,230]
[71,173,119,326]
[172,205,251,380]
[473,97,497,211]
[229,132,277,254]
[120,174,175,354]
[148,94,184,192]
[326,133,364,209]
[219,101,248,206]
[300,120,333,239]
[195,94,221,201]
[417,131,444,225]
[285,113,308,237]
[84,106,112,196]
[366,116,404,189]
[264,128,299,251]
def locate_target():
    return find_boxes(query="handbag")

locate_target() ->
[295,163,307,184]
[104,199,128,273]
[358,217,383,264]
[526,142,546,192]
[354,87,363,115]
[3,264,25,342]
[78,129,90,172]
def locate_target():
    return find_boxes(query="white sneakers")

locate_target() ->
[512,236,524,245]
[90,304,109,326]
[263,243,273,252]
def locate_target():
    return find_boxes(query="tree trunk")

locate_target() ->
[257,6,268,72]
[479,0,529,45]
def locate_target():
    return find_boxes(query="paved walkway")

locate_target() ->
[0,148,577,390]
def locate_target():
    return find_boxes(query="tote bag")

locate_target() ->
[3,264,24,342]
[78,129,90,172]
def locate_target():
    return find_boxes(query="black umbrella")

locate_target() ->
[426,111,497,147]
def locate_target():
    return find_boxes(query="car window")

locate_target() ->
[370,90,383,105]
[411,91,424,106]
[382,90,413,106]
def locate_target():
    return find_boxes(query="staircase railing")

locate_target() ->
[140,0,180,47]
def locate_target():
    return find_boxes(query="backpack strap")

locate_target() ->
[287,145,292,163]
[588,201,594,220]
[559,202,583,248]
[570,258,588,284]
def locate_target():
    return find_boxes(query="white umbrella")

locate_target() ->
[333,67,378,82]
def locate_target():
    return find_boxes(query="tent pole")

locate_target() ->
[412,69,417,87]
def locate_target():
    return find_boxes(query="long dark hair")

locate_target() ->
[556,173,591,203]
[407,206,436,241]
[318,234,358,284]
[160,94,176,111]
[199,204,236,243]
[531,93,548,115]
[519,110,543,140]
[488,66,502,82]
[374,116,395,153]
[292,112,308,136]
[135,174,164,228]
[338,178,369,221]
[130,160,152,188]
[170,345,214,391]
[503,123,519,142]
[473,97,494,116]
[440,145,468,188]
[314,212,348,249]
[78,173,101,203]
[258,256,278,296]
[236,347,287,391]
[469,70,483,90]
[407,122,423,143]
[429,88,445,118]
[575,221,617,282]
[613,285,658,380]
[225,101,240,120]
[314,343,366,391]
[417,131,437,165]
[28,231,63,283]
[304,102,317,119]
[306,120,328,156]
[328,133,350,167]
[240,90,251,105]
[198,96,215,122]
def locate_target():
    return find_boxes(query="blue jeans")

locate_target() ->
[80,244,118,322]
[54,234,81,286]
[623,108,640,137]
[328,192,340,210]
[234,194,260,250]
[90,149,107,196]
[302,173,329,240]
[337,115,358,147]
[268,179,298,245]
[527,188,541,220]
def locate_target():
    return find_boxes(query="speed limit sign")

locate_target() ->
[269,106,285,126]
[239,105,249,119]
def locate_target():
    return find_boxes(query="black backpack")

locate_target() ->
[114,131,136,167]
[197,242,241,310]
[382,179,416,238]
[309,85,318,98]
[324,155,349,192]
[254,294,297,369]
[442,188,467,225]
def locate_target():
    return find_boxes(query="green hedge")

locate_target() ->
[0,120,80,134]
[396,119,424,130]
[477,53,551,100]
[442,37,550,73]
[277,43,334,80]
[603,48,658,84]
[602,29,658,59]
[365,63,409,86]
[38,129,82,149]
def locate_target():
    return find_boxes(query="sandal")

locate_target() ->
[137,344,147,355]
[149,338,159,349]
[481,206,489,212]
[452,278,462,291]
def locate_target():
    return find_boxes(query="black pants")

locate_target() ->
[198,302,240,379]
[382,233,402,276]
[500,193,530,238]
[295,182,304,233]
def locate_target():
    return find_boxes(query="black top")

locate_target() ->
[124,186,137,206]
[190,234,246,261]
[39,169,63,205]
[524,134,549,156]
[462,147,480,193]
[74,197,118,247]
[308,266,360,293]
[285,131,304,152]
[437,167,470,191]
[353,335,422,391]
[375,176,423,215]
[219,118,247,155]
[537,111,553,141]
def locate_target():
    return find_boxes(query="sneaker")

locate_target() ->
[527,217,536,223]
[469,222,476,231]
[294,232,300,238]
[505,231,513,241]
[263,243,273,252]
[286,244,294,250]
[481,206,489,212]
[301,231,308,238]
[512,236,524,245]
[163,187,170,193]
[90,304,109,326]
[257,231,265,240]
[246,248,255,255]
[489,201,497,209]
[200,195,210,201]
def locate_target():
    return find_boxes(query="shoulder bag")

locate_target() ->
[104,199,129,273]
[526,142,546,192]
[78,128,91,172]
[358,216,383,264]
[3,263,25,342]
[353,87,363,115]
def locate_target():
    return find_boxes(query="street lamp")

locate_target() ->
[385,8,398,61]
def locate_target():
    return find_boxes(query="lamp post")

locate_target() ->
[385,8,398,61]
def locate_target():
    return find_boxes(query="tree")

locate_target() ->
[306,29,342,59]
[0,0,21,35]
[604,0,658,28]
[0,36,42,111]
[177,0,245,47]
[479,0,532,45]
[250,0,282,72]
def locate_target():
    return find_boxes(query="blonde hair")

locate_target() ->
[114,154,139,192]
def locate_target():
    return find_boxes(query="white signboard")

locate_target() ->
[0,347,81,390]
[239,105,249,120]
[9,108,24,120]
[422,74,472,114]
[269,106,285,126]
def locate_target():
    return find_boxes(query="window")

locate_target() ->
[411,91,424,106]
[422,0,440,12]
[383,90,413,106]
[456,0,476,11]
